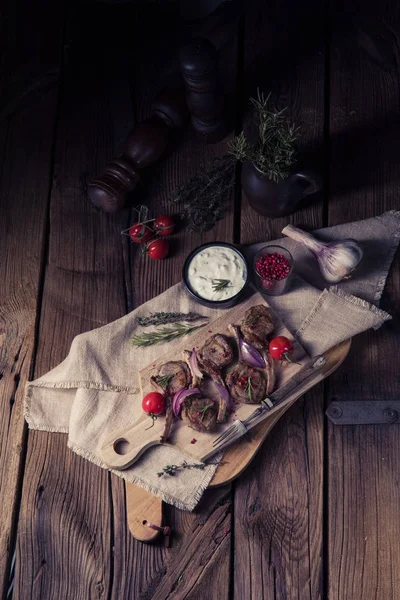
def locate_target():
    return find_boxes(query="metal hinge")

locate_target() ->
[326,400,400,425]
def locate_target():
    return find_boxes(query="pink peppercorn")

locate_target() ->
[255,251,291,281]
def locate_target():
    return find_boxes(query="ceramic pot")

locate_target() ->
[241,161,322,218]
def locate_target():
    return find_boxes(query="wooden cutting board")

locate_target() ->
[125,338,351,542]
[101,292,307,469]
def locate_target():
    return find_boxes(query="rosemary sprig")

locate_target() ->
[154,374,172,390]
[212,279,230,292]
[137,311,206,327]
[245,377,253,402]
[131,322,207,348]
[198,404,212,422]
[243,315,259,327]
[157,461,206,477]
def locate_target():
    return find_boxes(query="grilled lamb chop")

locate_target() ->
[199,334,234,368]
[151,361,191,442]
[229,307,276,395]
[241,305,274,350]
[197,334,234,422]
[181,394,218,433]
[226,362,266,404]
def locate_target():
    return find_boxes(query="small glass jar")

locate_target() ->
[253,245,293,296]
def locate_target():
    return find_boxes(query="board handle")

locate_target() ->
[100,418,164,470]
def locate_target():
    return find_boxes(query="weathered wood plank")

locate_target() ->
[327,3,400,598]
[235,0,326,597]
[110,5,238,598]
[14,15,134,597]
[0,0,65,596]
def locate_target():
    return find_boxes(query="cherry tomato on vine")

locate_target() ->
[153,215,175,236]
[142,392,166,428]
[129,222,153,244]
[147,238,169,260]
[269,336,296,362]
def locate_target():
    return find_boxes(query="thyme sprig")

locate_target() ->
[230,90,300,183]
[157,461,206,477]
[212,279,231,293]
[137,311,207,327]
[131,322,207,348]
[170,155,236,232]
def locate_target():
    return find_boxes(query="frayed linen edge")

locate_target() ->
[295,286,392,342]
[68,441,217,512]
[25,380,140,393]
[374,210,400,305]
[24,385,69,432]
[329,286,392,327]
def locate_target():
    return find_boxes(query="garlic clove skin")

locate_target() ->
[319,240,363,283]
[282,224,363,283]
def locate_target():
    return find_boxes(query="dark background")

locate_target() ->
[1,0,400,598]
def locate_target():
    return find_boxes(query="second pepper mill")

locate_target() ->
[88,87,188,212]
[179,37,227,143]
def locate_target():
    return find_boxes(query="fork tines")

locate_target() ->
[213,420,246,448]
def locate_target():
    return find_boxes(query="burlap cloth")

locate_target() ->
[24,211,400,511]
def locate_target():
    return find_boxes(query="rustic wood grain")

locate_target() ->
[0,0,65,596]
[109,5,239,599]
[13,20,134,597]
[234,0,326,597]
[327,3,400,598]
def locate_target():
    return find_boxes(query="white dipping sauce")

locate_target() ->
[187,246,247,301]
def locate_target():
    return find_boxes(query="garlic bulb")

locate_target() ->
[282,224,363,283]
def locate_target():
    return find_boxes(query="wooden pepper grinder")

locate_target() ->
[179,37,226,143]
[88,87,188,213]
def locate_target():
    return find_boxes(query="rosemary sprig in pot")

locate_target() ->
[230,90,300,183]
[137,311,207,327]
[131,322,208,348]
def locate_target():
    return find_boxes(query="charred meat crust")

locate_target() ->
[181,395,218,432]
[226,361,267,404]
[241,305,274,350]
[199,334,234,367]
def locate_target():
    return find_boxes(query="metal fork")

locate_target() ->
[204,355,326,460]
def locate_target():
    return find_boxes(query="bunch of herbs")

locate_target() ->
[230,91,299,182]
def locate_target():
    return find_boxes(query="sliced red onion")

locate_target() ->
[172,387,201,417]
[239,337,266,369]
[214,382,232,410]
[189,348,203,379]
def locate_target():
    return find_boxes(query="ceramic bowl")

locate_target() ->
[182,242,249,309]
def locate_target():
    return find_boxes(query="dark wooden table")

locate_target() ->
[1,0,400,598]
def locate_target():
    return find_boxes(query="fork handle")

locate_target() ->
[268,355,325,406]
